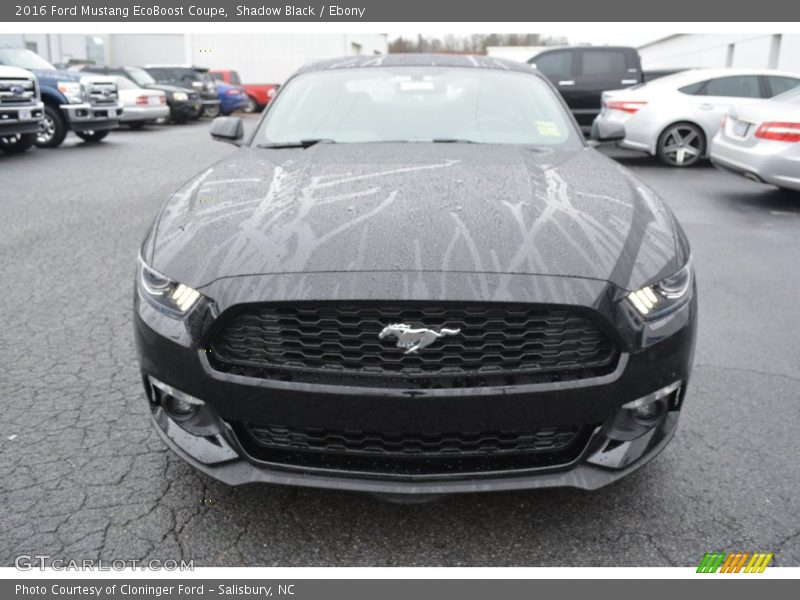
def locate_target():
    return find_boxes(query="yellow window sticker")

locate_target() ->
[535,121,561,137]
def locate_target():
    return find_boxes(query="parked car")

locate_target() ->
[134,54,696,498]
[210,69,278,113]
[710,86,800,191]
[143,65,220,118]
[0,46,122,148]
[0,65,44,154]
[81,66,201,124]
[216,81,247,115]
[112,76,169,129]
[528,46,644,135]
[595,68,800,167]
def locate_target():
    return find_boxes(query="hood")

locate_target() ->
[31,69,115,86]
[30,68,79,82]
[0,65,36,79]
[149,144,683,292]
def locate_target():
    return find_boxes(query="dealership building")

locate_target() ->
[0,33,388,83]
[637,34,800,72]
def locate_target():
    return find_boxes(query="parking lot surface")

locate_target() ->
[2,119,799,567]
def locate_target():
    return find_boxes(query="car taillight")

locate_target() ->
[135,96,149,105]
[607,100,648,114]
[755,122,800,142]
[159,95,167,105]
[721,114,728,128]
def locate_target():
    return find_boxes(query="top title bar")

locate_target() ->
[3,0,799,22]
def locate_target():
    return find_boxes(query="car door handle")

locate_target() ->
[558,80,575,86]
[621,79,638,85]
[698,103,714,110]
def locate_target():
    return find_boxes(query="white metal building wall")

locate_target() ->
[638,34,800,74]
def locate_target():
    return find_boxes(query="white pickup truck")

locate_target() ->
[0,65,44,154]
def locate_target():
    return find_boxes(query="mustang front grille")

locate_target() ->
[207,302,619,389]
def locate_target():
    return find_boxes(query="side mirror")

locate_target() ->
[590,119,626,145]
[210,116,244,145]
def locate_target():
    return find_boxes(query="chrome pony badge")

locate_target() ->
[378,323,461,354]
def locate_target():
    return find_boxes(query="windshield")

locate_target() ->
[126,67,155,86]
[0,48,55,71]
[256,67,580,147]
[774,86,800,104]
[114,76,139,90]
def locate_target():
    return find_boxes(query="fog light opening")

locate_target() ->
[631,398,666,425]
[147,376,205,421]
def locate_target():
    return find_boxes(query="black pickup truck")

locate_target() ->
[528,46,659,135]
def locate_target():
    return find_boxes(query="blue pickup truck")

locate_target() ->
[0,47,122,148]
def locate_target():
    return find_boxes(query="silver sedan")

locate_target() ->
[594,68,800,167]
[710,87,800,191]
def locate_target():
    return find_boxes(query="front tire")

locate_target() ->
[35,105,68,148]
[0,133,36,154]
[203,104,221,118]
[76,130,109,143]
[243,96,259,113]
[657,122,706,167]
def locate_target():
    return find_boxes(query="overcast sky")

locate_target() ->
[388,31,663,48]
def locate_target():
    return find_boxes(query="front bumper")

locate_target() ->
[134,272,697,495]
[0,102,44,136]
[61,102,124,131]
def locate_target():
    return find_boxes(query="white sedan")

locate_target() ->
[115,76,169,129]
[711,87,800,191]
[594,68,800,167]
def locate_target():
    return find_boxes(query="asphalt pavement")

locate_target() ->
[1,118,799,567]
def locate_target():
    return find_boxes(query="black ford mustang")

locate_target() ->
[134,54,696,496]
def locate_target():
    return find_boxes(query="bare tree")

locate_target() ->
[389,33,568,55]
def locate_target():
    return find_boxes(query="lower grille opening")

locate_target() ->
[235,423,594,476]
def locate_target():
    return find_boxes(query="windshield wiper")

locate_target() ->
[257,139,336,149]
[431,138,477,144]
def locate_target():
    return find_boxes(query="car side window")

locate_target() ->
[703,76,763,98]
[230,71,241,85]
[531,51,573,79]
[580,50,627,76]
[678,81,707,95]
[767,76,800,97]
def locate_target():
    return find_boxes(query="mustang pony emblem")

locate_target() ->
[378,323,461,354]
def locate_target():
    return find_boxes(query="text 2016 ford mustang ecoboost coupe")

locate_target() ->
[134,55,697,496]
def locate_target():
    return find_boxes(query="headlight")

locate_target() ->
[137,256,201,316]
[172,91,188,101]
[627,260,693,319]
[57,81,83,104]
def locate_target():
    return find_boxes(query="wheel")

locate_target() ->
[203,104,221,119]
[243,96,259,113]
[75,130,109,143]
[129,121,146,130]
[657,122,706,167]
[35,104,68,148]
[0,133,36,154]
